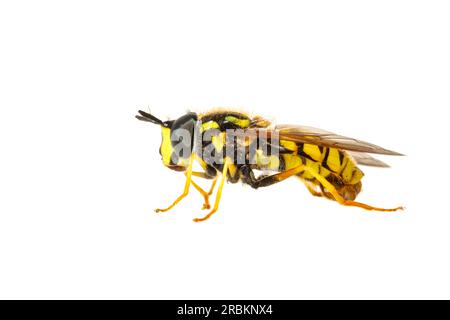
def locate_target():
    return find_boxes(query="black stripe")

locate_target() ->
[321,148,330,170]
[339,150,345,165]
[298,143,316,162]
[340,160,349,176]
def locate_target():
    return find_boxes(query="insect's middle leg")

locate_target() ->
[189,172,218,210]
[193,158,231,223]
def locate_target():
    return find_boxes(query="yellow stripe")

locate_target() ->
[327,148,341,172]
[280,140,298,152]
[303,144,322,161]
[228,163,237,177]
[301,159,313,179]
[211,132,226,151]
[340,159,364,185]
[319,165,331,178]
[339,156,348,174]
[282,154,302,170]
[161,127,173,166]
[201,121,220,132]
[350,167,364,184]
[283,154,332,181]
[225,116,250,128]
[341,162,353,182]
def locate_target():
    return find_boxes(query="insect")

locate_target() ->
[136,108,404,222]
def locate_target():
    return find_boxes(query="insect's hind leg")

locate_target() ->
[302,179,323,197]
[300,167,403,212]
[241,165,403,212]
[240,165,308,189]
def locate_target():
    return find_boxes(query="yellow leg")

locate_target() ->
[191,154,218,197]
[190,178,211,210]
[207,176,218,195]
[188,172,218,210]
[155,156,194,213]
[300,166,404,212]
[193,159,230,222]
[303,180,323,197]
[251,164,403,212]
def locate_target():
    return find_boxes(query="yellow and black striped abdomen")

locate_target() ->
[307,145,363,186]
[280,140,364,200]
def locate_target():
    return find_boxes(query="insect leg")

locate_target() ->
[187,154,219,210]
[207,176,218,196]
[189,178,211,210]
[192,158,231,222]
[300,166,404,212]
[242,165,402,211]
[188,172,218,210]
[190,171,214,179]
[240,165,307,189]
[190,172,218,195]
[302,180,323,197]
[155,155,194,213]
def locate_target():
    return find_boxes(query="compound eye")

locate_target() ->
[170,113,198,149]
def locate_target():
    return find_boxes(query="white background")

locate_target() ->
[0,1,449,300]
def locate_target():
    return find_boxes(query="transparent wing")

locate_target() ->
[274,124,404,156]
[346,151,390,168]
[249,115,272,128]
[227,124,404,156]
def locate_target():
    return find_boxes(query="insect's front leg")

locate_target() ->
[154,155,194,213]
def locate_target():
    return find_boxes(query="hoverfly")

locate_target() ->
[136,108,404,222]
